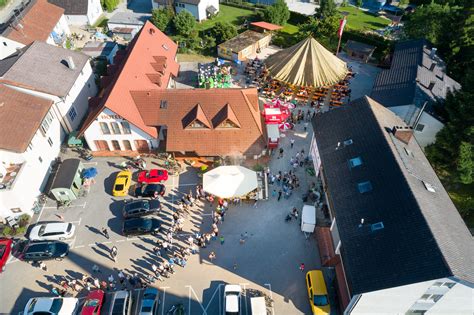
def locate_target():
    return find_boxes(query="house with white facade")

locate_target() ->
[47,0,103,26]
[0,0,70,49]
[310,96,474,314]
[78,21,179,154]
[0,41,98,137]
[152,0,219,21]
[371,39,461,147]
[0,86,62,220]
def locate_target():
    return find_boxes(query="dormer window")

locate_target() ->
[216,119,240,129]
[160,100,167,109]
[349,157,362,168]
[188,120,209,129]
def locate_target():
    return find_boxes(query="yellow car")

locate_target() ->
[306,270,331,315]
[112,171,132,197]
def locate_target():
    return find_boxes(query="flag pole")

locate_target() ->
[336,17,347,56]
[336,32,343,56]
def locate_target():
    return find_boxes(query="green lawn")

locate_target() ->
[281,23,299,34]
[0,0,8,7]
[446,182,474,229]
[338,6,391,31]
[196,4,256,31]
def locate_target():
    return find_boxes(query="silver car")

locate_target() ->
[29,222,75,241]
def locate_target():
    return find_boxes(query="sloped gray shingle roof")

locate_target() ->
[0,41,89,97]
[312,96,474,295]
[47,0,88,15]
[371,39,461,107]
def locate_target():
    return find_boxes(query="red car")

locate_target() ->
[81,290,104,315]
[138,169,169,184]
[0,238,12,272]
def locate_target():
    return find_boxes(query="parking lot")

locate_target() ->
[0,108,332,314]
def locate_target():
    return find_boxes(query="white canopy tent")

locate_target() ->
[301,205,316,235]
[203,166,258,198]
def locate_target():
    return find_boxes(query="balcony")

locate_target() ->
[0,163,24,191]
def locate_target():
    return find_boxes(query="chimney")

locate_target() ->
[392,126,413,144]
[430,47,437,59]
[66,56,75,70]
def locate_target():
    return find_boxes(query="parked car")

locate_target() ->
[122,218,161,236]
[223,284,241,315]
[24,297,79,315]
[113,171,132,197]
[135,183,166,198]
[0,238,12,272]
[29,222,75,241]
[306,270,330,315]
[137,169,168,184]
[108,290,132,315]
[139,287,160,315]
[80,290,104,315]
[122,199,161,218]
[19,241,69,262]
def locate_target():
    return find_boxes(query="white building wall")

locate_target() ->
[348,278,474,315]
[388,104,443,148]
[83,108,158,152]
[87,0,103,26]
[0,36,24,60]
[198,0,219,21]
[65,15,89,26]
[0,110,62,219]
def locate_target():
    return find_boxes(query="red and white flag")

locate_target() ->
[338,17,347,37]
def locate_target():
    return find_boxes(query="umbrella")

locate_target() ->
[279,122,292,131]
[203,166,258,198]
[280,102,296,109]
[82,167,98,179]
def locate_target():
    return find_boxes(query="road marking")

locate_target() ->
[116,239,125,242]
[42,202,87,210]
[35,202,46,224]
[82,202,87,209]
[88,243,96,247]
[102,241,113,244]
[126,237,139,241]
[82,162,98,165]
[74,245,85,249]
[264,283,275,315]
[6,256,19,264]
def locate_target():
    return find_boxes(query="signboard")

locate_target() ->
[310,136,321,177]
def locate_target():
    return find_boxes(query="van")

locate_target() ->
[250,296,267,315]
[305,270,330,315]
[108,290,132,315]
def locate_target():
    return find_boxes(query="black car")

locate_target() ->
[20,241,69,262]
[122,218,161,236]
[122,199,161,218]
[135,183,166,198]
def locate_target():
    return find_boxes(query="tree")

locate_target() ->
[457,141,474,184]
[151,7,174,32]
[101,0,119,12]
[356,0,363,7]
[209,22,237,45]
[316,0,337,19]
[260,0,290,26]
[299,15,339,41]
[173,10,196,36]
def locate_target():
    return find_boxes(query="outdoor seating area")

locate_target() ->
[244,57,268,87]
[198,62,233,88]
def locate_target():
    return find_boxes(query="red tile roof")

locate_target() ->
[0,85,54,153]
[4,0,65,45]
[250,21,283,31]
[131,88,265,157]
[79,21,179,138]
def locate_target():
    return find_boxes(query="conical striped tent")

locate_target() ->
[265,37,348,87]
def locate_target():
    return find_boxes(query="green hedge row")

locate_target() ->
[220,0,266,10]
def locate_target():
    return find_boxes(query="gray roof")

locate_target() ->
[371,39,461,108]
[312,96,474,295]
[108,12,151,26]
[47,0,88,15]
[50,158,81,190]
[82,41,118,58]
[219,30,267,53]
[0,41,89,97]
[345,40,375,54]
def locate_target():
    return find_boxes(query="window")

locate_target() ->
[68,107,77,121]
[100,122,111,135]
[422,181,436,193]
[371,222,384,231]
[28,143,34,151]
[160,100,168,109]
[59,191,67,195]
[111,140,121,151]
[357,181,373,193]
[404,147,414,157]
[349,157,362,168]
[121,122,131,134]
[415,123,425,132]
[38,156,43,163]
[188,120,207,128]
[343,139,353,146]
[162,44,169,50]
[122,140,132,150]
[11,208,21,213]
[111,122,121,134]
[40,111,54,135]
[47,137,53,147]
[217,119,239,128]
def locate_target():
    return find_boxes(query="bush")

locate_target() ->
[253,163,265,172]
[151,7,174,32]
[18,214,31,228]
[173,10,197,36]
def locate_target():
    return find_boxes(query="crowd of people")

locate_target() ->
[198,62,233,89]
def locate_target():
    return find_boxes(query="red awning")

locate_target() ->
[250,21,283,31]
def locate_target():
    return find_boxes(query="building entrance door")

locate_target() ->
[94,140,109,151]
[134,140,150,153]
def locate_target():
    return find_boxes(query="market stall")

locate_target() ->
[203,166,258,199]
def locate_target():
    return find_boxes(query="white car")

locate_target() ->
[223,284,241,315]
[29,222,75,241]
[24,297,78,315]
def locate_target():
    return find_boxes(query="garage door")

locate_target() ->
[94,140,109,151]
[134,140,150,153]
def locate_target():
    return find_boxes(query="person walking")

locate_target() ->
[299,263,305,272]
[304,122,308,132]
[102,227,109,239]
[110,246,118,262]
[277,190,283,201]
[39,261,47,271]
[92,264,101,273]
[219,235,225,245]
[290,139,295,149]
[278,147,284,159]
[118,271,126,289]
[208,251,216,262]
